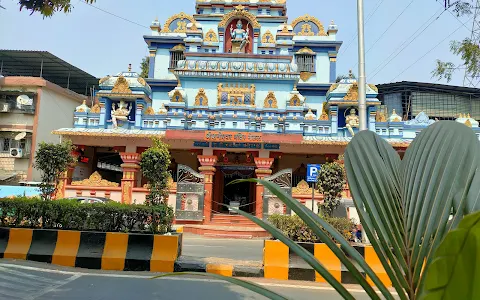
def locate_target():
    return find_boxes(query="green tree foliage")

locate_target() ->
[317,161,346,217]
[140,138,171,206]
[34,140,75,201]
[18,0,95,17]
[140,56,150,79]
[433,1,480,83]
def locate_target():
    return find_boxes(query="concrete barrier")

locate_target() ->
[263,240,392,287]
[0,227,182,272]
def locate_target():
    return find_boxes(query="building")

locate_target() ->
[0,50,98,183]
[52,1,479,234]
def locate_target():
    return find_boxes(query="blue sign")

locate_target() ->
[306,164,321,182]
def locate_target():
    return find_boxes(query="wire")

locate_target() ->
[370,8,446,81]
[80,1,149,29]
[339,0,386,55]
[352,0,416,70]
[389,15,474,82]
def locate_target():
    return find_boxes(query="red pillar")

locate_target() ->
[198,155,218,224]
[254,157,274,219]
[120,153,141,204]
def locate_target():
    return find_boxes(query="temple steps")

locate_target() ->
[181,225,271,239]
[209,214,259,227]
[181,214,271,239]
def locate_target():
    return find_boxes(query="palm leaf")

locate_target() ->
[152,272,288,300]
[227,205,358,300]
[418,211,480,299]
[344,121,480,298]
[232,179,393,300]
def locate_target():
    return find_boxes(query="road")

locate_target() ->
[0,260,377,300]
[181,233,264,262]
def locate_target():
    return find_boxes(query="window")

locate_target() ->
[296,54,316,73]
[212,49,216,53]
[204,49,209,53]
[1,138,10,152]
[169,49,185,69]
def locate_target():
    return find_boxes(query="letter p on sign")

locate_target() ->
[306,164,321,183]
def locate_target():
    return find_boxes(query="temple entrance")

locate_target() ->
[213,166,256,214]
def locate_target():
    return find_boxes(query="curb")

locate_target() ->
[174,257,263,278]
[0,228,182,272]
[263,240,392,287]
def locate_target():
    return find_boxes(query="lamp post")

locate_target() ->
[357,0,367,131]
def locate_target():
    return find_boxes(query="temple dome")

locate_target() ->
[456,113,479,128]
[99,64,151,93]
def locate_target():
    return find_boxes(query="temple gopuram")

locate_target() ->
[53,0,480,234]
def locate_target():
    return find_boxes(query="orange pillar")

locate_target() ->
[55,163,76,200]
[120,153,141,204]
[198,155,218,224]
[254,157,274,220]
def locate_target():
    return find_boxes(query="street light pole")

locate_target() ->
[357,0,367,131]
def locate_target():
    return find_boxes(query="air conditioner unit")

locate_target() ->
[10,148,23,158]
[0,103,9,112]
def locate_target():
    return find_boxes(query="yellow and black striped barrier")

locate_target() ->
[263,240,391,287]
[0,228,182,272]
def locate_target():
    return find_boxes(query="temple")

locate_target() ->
[53,0,480,233]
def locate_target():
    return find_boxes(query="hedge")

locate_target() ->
[0,198,174,234]
[268,214,356,244]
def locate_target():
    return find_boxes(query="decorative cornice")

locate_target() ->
[218,5,261,29]
[71,171,119,187]
[204,29,218,42]
[263,91,278,108]
[161,12,196,33]
[261,30,275,44]
[291,14,326,36]
[195,88,208,106]
[111,76,132,94]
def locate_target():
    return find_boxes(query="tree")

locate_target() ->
[433,1,480,84]
[140,56,150,79]
[317,161,346,217]
[140,138,171,206]
[18,0,95,17]
[34,140,75,200]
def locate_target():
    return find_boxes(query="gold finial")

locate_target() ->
[467,113,471,118]
[331,20,335,25]
[128,64,132,72]
[465,119,472,127]
[155,16,158,22]
[293,83,298,91]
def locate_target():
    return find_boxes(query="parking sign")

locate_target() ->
[306,164,321,182]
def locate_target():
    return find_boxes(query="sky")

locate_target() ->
[0,0,474,86]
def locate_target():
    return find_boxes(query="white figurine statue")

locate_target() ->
[345,108,360,136]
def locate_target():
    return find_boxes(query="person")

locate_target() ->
[230,19,250,53]
[355,224,363,243]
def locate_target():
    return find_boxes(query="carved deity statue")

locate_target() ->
[230,19,250,53]
[111,100,132,128]
[345,108,359,136]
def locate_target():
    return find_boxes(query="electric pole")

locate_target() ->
[357,0,367,130]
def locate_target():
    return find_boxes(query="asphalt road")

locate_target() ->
[181,233,264,262]
[0,260,378,300]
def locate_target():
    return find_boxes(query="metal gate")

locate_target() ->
[175,164,205,221]
[262,169,292,219]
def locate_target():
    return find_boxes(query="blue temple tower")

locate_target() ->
[55,0,479,230]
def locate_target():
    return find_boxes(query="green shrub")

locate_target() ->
[268,214,355,244]
[0,197,174,234]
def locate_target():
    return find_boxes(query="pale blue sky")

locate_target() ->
[0,0,472,86]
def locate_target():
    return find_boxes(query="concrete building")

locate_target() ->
[0,50,97,183]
